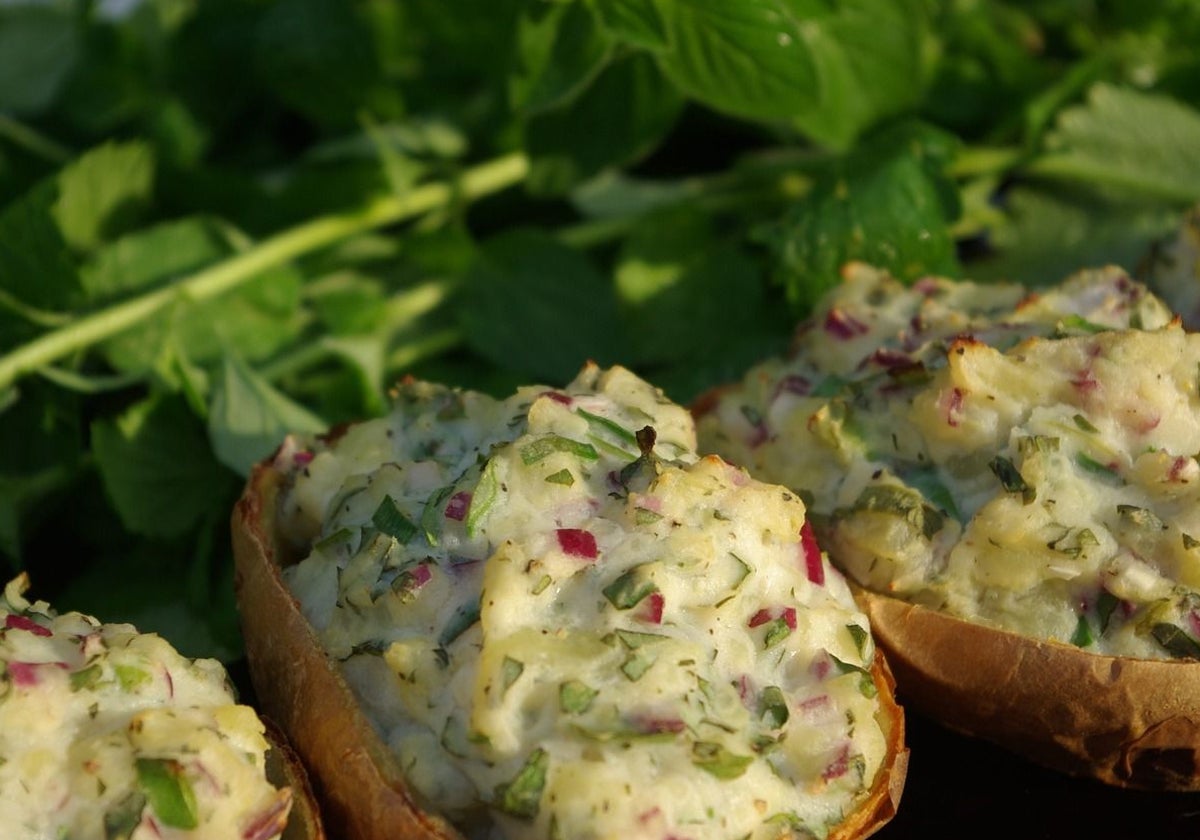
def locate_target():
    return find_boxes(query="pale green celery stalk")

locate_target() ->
[0,153,529,395]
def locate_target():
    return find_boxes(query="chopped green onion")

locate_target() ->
[1018,435,1060,456]
[114,665,150,692]
[576,408,636,444]
[691,741,753,779]
[103,792,147,840]
[1073,413,1100,433]
[532,574,552,595]
[828,654,877,698]
[544,468,574,486]
[1117,504,1166,531]
[1097,589,1120,634]
[620,651,655,681]
[613,629,664,649]
[494,748,549,820]
[1070,615,1094,648]
[1184,533,1200,551]
[466,460,500,537]
[438,600,481,648]
[421,486,456,546]
[602,566,658,610]
[634,507,662,525]
[136,758,198,830]
[846,624,870,659]
[1151,623,1200,659]
[988,455,1034,503]
[758,686,789,730]
[520,435,598,465]
[763,618,792,648]
[1057,315,1109,336]
[501,656,524,696]
[1074,452,1123,483]
[559,680,598,714]
[372,495,417,543]
[70,663,102,692]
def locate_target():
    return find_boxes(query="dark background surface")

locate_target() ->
[881,710,1200,838]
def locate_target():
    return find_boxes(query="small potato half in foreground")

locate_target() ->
[232,365,908,840]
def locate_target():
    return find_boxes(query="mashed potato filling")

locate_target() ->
[0,576,290,840]
[698,263,1200,660]
[277,364,889,840]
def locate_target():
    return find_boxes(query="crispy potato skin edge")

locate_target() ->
[233,460,463,840]
[233,453,908,839]
[857,587,1200,791]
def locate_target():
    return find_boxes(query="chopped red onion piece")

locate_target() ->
[5,614,52,637]
[556,528,598,559]
[444,491,472,521]
[801,521,824,586]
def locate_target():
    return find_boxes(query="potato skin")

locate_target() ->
[233,461,464,840]
[232,453,908,840]
[263,719,327,840]
[857,587,1200,791]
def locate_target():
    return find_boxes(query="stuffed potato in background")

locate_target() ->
[697,263,1200,790]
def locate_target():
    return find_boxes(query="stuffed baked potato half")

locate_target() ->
[0,574,322,839]
[696,263,1200,790]
[232,364,907,840]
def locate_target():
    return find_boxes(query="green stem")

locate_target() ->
[0,114,72,164]
[0,153,528,395]
[1023,153,1199,203]
[948,145,1024,179]
[387,328,462,371]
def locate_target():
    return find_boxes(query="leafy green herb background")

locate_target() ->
[2,0,1199,661]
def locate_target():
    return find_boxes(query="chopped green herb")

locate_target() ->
[812,375,850,397]
[1058,315,1110,336]
[1097,589,1120,634]
[758,686,789,730]
[1117,504,1166,530]
[576,408,637,444]
[1018,435,1060,456]
[729,553,752,589]
[544,468,574,486]
[114,665,150,692]
[559,679,598,714]
[103,792,147,840]
[136,758,198,830]
[903,466,962,519]
[70,663,103,692]
[602,566,658,610]
[466,459,500,537]
[613,629,665,649]
[620,650,655,681]
[440,715,470,758]
[372,495,417,543]
[846,623,870,659]
[314,527,357,552]
[501,656,524,696]
[1075,452,1123,483]
[494,748,549,820]
[1070,614,1094,648]
[1151,623,1200,659]
[1073,413,1100,433]
[846,484,945,540]
[532,574,552,595]
[520,435,598,465]
[691,741,753,779]
[1049,527,1098,558]
[828,654,878,698]
[1184,533,1200,551]
[438,600,481,648]
[988,455,1034,503]
[634,507,663,525]
[421,486,456,546]
[763,618,792,648]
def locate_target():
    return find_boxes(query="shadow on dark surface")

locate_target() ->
[881,711,1200,839]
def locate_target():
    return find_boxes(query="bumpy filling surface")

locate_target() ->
[698,263,1200,660]
[0,577,291,840]
[277,364,890,840]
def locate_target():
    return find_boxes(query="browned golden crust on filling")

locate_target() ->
[232,455,908,839]
[856,587,1200,791]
